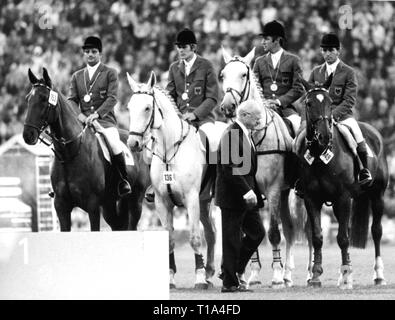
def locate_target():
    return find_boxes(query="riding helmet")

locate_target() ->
[82,36,102,52]
[175,28,197,45]
[320,33,340,49]
[260,20,285,39]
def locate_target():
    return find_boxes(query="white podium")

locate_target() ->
[0,231,169,300]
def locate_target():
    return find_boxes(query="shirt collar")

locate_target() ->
[87,61,100,74]
[271,48,283,66]
[184,54,197,69]
[325,58,340,75]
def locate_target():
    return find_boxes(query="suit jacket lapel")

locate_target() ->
[178,60,185,76]
[189,56,202,76]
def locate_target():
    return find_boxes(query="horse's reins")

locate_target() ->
[25,83,86,163]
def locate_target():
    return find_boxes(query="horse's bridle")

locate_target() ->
[221,57,251,107]
[24,83,86,162]
[24,83,59,135]
[129,90,163,138]
[305,88,334,148]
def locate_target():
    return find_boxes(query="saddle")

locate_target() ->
[293,123,374,159]
[92,123,134,166]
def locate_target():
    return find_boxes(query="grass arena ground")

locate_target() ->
[169,242,395,300]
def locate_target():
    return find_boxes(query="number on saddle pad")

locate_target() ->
[163,171,175,184]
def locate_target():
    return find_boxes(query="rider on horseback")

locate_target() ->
[145,28,220,202]
[301,33,372,186]
[68,36,131,197]
[253,20,305,136]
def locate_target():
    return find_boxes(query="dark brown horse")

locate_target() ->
[23,68,150,231]
[296,79,388,289]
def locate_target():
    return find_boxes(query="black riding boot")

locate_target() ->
[113,152,132,197]
[357,141,372,186]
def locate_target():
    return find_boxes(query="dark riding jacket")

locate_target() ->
[68,63,118,128]
[166,55,219,126]
[308,60,357,122]
[253,50,304,117]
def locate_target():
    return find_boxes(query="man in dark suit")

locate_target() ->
[68,36,131,196]
[215,100,265,293]
[308,33,372,185]
[253,20,304,136]
[145,28,219,202]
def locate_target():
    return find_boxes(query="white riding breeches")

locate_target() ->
[340,117,364,143]
[99,126,123,155]
[287,114,301,134]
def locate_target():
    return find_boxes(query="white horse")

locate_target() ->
[220,47,310,288]
[126,71,227,289]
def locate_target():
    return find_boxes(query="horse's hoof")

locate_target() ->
[206,280,214,289]
[248,280,262,286]
[338,282,353,290]
[307,279,321,288]
[194,282,208,290]
[284,278,293,288]
[271,282,285,289]
[374,278,387,286]
[170,283,176,289]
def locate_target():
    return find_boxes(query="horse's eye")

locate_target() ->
[242,73,247,78]
[145,105,150,112]
[219,72,224,80]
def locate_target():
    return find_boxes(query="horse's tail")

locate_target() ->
[350,195,371,249]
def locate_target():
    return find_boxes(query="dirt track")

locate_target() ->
[170,242,395,300]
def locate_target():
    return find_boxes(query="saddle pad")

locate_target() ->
[96,133,135,166]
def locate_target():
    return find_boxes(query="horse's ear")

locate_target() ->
[322,73,333,90]
[147,71,156,89]
[126,72,139,92]
[42,67,52,88]
[222,46,232,64]
[242,47,256,66]
[298,73,312,91]
[28,68,38,84]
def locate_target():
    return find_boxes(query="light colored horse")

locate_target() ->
[126,71,227,289]
[220,47,309,288]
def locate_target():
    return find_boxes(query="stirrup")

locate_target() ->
[358,169,372,186]
[118,180,131,197]
[145,185,155,203]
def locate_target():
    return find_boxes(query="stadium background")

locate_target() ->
[0,0,395,232]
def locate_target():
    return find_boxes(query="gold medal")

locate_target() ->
[84,94,91,102]
[270,82,278,92]
[181,92,189,100]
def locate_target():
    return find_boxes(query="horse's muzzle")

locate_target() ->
[23,126,39,145]
[127,136,143,152]
[220,103,236,119]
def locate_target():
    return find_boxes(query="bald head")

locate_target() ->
[237,100,262,129]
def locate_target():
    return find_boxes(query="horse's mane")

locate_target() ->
[153,85,183,117]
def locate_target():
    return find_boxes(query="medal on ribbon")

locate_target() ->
[84,94,91,102]
[181,92,188,100]
[270,82,278,92]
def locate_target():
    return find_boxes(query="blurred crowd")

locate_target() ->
[1,1,395,180]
